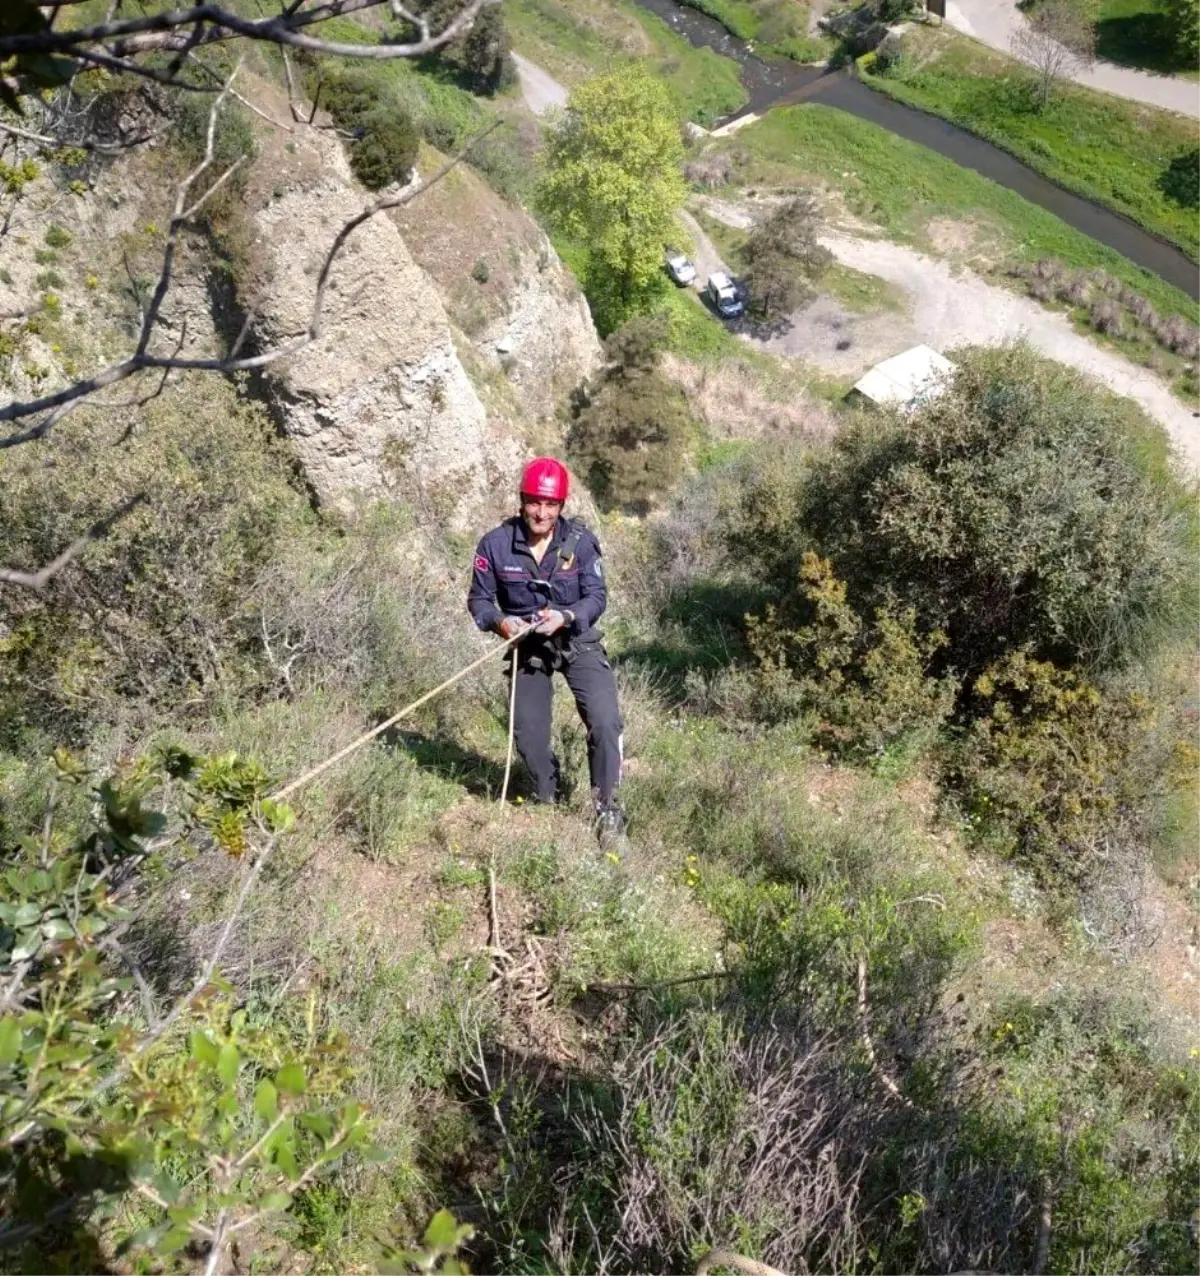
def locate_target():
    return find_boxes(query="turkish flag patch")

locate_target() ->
[475,555,490,572]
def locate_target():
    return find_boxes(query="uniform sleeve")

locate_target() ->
[570,530,607,631]
[467,537,503,632]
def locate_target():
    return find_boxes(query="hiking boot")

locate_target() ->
[595,803,627,850]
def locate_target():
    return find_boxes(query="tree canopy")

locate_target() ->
[537,65,686,309]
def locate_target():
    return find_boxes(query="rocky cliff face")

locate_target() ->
[237,126,520,528]
[1,85,599,530]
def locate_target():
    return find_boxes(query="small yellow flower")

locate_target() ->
[605,851,620,865]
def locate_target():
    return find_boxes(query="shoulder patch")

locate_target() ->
[474,554,490,572]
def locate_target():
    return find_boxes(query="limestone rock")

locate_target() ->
[243,130,518,527]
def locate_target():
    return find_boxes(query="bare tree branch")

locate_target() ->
[0,116,503,443]
[2,1,493,64]
[0,492,149,591]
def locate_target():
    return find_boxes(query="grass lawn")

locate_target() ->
[505,0,747,125]
[725,103,1199,322]
[859,26,1199,260]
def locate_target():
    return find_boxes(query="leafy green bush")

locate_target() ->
[747,552,958,762]
[946,649,1194,885]
[1165,0,1200,61]
[319,68,419,190]
[569,315,696,512]
[795,345,1198,680]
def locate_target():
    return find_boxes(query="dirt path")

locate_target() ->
[946,0,1200,118]
[512,50,569,115]
[691,200,1200,469]
[678,208,732,284]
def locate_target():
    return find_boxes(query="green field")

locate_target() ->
[505,0,747,125]
[860,27,1199,260]
[727,103,1199,321]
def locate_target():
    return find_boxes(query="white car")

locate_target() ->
[665,251,697,286]
[705,271,744,318]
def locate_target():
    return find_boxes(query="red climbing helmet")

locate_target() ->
[519,456,569,503]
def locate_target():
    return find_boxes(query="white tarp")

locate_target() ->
[849,344,955,412]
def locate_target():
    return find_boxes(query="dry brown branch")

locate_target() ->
[0,492,149,591]
[2,1,493,70]
[1032,1179,1053,1275]
[856,956,915,1109]
[695,1251,790,1276]
[0,116,502,444]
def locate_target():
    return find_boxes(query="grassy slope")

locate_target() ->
[860,27,1199,260]
[1097,0,1200,75]
[505,0,747,124]
[727,104,1199,322]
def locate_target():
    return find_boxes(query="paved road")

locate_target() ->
[945,0,1200,117]
[691,199,1200,470]
[512,51,569,116]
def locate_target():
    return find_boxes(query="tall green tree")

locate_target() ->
[742,192,831,323]
[538,66,687,316]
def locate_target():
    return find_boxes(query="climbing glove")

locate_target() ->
[534,608,572,636]
[498,616,532,641]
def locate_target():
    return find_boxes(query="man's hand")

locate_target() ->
[534,608,572,636]
[498,616,531,640]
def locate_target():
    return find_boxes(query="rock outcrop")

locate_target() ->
[240,127,520,528]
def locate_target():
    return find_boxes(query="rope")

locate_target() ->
[498,642,520,806]
[270,632,523,802]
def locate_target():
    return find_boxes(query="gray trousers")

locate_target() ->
[510,643,624,806]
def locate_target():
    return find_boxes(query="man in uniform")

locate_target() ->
[467,457,626,842]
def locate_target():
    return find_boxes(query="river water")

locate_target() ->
[633,0,1199,301]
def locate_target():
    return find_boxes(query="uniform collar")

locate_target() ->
[511,514,567,553]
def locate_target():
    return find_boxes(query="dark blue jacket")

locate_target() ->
[467,516,607,641]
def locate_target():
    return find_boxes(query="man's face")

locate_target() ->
[520,495,562,538]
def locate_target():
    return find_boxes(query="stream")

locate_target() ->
[633,0,1200,301]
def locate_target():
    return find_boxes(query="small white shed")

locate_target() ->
[847,344,955,413]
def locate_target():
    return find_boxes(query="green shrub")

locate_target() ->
[317,68,419,190]
[43,224,72,249]
[946,649,1192,885]
[747,552,958,762]
[1165,0,1200,62]
[569,315,695,512]
[0,377,313,742]
[171,91,257,216]
[795,345,1198,679]
[471,257,490,284]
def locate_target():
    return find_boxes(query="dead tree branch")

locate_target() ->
[2,2,494,70]
[0,116,502,445]
[0,492,149,591]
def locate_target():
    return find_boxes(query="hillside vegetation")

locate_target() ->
[1,5,1198,1275]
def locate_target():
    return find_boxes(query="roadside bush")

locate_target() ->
[796,345,1198,680]
[460,4,516,94]
[1165,0,1200,63]
[742,192,832,323]
[569,315,696,512]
